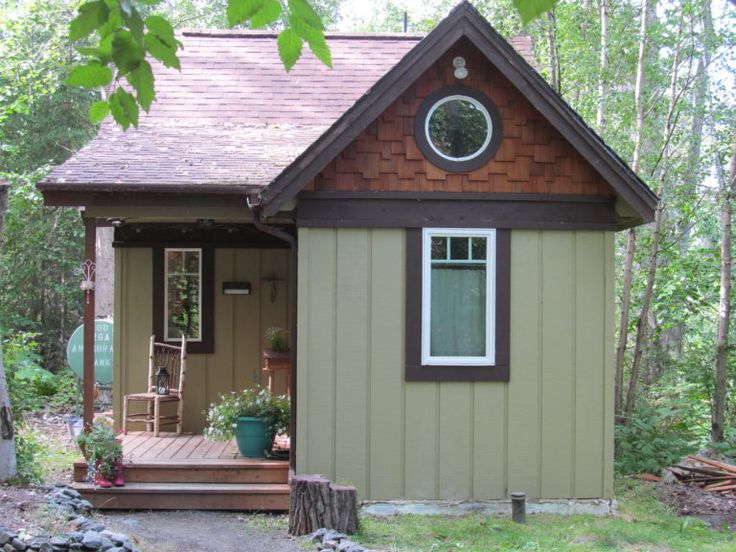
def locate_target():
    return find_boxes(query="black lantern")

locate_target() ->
[155,366,170,395]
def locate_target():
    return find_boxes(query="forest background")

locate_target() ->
[0,0,735,479]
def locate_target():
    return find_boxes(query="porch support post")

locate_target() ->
[83,217,96,430]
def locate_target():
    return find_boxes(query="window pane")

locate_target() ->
[449,237,469,260]
[166,250,201,340]
[471,237,487,260]
[431,236,447,260]
[430,264,486,356]
[427,98,489,160]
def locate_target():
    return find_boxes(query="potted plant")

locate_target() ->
[205,388,289,458]
[263,327,291,371]
[76,422,125,487]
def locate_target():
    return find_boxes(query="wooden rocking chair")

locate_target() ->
[122,335,187,437]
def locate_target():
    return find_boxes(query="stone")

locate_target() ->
[61,489,81,500]
[66,533,83,544]
[50,537,69,548]
[99,534,125,547]
[309,528,327,543]
[323,530,344,543]
[10,538,27,551]
[0,532,12,546]
[80,531,103,549]
[98,537,114,551]
[69,544,83,551]
[78,501,92,512]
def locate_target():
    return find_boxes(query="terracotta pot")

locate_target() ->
[263,349,291,371]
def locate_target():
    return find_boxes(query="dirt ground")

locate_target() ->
[101,510,305,552]
[658,482,736,530]
[0,485,47,528]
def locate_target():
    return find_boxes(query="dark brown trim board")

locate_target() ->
[114,223,293,248]
[153,248,215,355]
[298,192,618,230]
[405,228,510,382]
[41,191,254,209]
[258,1,656,223]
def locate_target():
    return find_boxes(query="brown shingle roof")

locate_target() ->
[40,31,422,190]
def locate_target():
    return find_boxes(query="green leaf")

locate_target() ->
[288,0,323,31]
[277,28,303,72]
[98,6,123,38]
[145,15,177,46]
[123,5,145,45]
[112,30,145,75]
[126,61,155,112]
[145,33,181,70]
[69,1,110,42]
[288,16,331,68]
[65,62,113,88]
[227,0,282,28]
[109,88,139,130]
[513,0,558,25]
[89,101,110,123]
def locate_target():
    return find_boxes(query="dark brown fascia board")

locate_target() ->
[41,188,258,208]
[259,1,657,224]
[257,4,469,217]
[38,182,259,195]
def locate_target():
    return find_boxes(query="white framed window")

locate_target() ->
[421,228,496,366]
[164,248,202,342]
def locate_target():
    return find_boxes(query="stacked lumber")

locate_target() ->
[668,455,736,494]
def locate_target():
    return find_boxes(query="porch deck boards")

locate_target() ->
[72,432,290,510]
[121,432,243,461]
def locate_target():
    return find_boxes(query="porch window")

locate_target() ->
[165,248,202,342]
[422,229,495,365]
[153,248,214,354]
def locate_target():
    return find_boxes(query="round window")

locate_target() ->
[414,87,502,172]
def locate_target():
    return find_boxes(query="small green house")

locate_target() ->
[40,2,656,510]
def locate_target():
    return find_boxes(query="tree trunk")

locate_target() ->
[614,230,635,420]
[615,0,651,422]
[288,474,358,536]
[596,0,609,131]
[711,128,735,443]
[0,180,17,482]
[545,9,560,93]
[624,12,684,423]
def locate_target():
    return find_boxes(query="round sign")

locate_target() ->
[66,319,114,385]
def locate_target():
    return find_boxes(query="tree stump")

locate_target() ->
[288,474,358,536]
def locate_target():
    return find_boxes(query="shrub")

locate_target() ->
[264,327,289,353]
[76,422,122,480]
[615,401,698,475]
[205,388,289,441]
[13,424,44,484]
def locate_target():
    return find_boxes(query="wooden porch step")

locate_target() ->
[73,459,289,484]
[71,482,290,511]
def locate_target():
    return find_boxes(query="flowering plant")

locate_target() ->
[205,388,289,442]
[76,421,123,480]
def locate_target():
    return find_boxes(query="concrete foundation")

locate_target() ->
[361,498,617,517]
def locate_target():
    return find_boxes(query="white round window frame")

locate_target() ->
[423,94,494,163]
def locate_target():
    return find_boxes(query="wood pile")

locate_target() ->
[668,455,736,494]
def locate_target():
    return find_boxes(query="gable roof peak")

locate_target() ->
[257,0,657,225]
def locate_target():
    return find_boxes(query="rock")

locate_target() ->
[0,531,12,546]
[99,534,126,547]
[66,533,83,544]
[309,528,327,543]
[61,489,81,500]
[10,538,27,551]
[98,537,114,551]
[28,538,52,551]
[78,501,92,513]
[80,531,103,549]
[323,530,345,543]
[50,537,69,548]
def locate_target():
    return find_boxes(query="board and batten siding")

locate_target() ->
[296,228,614,501]
[113,247,292,433]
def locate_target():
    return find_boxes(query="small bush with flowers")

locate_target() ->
[76,421,123,482]
[205,387,289,442]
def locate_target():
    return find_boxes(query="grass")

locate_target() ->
[352,480,736,551]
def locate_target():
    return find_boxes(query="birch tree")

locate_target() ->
[0,181,17,482]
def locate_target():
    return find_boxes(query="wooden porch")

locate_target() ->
[72,432,290,510]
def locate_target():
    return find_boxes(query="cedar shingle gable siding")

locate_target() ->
[304,41,613,196]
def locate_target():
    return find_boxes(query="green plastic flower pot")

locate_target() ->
[234,417,273,458]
